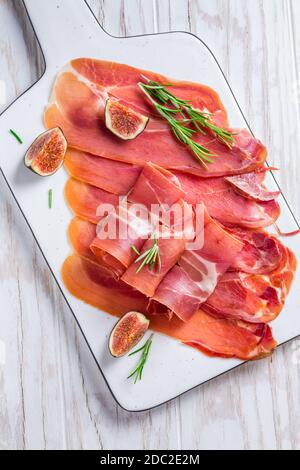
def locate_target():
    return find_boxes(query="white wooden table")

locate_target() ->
[0,0,300,450]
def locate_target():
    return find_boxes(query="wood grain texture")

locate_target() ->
[0,0,299,450]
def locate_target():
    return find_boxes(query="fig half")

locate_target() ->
[109,311,150,357]
[105,99,149,140]
[25,127,67,176]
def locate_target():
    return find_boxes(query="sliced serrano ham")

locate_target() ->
[225,171,281,201]
[177,173,280,228]
[91,203,154,276]
[149,265,206,322]
[65,172,280,229]
[178,313,276,360]
[65,178,120,224]
[203,246,296,323]
[69,217,126,278]
[57,58,297,363]
[45,59,267,177]
[228,227,285,274]
[68,217,99,264]
[152,209,243,321]
[90,162,191,278]
[70,58,229,123]
[65,148,142,195]
[62,254,149,316]
[122,230,186,298]
[65,150,278,228]
[203,272,282,323]
[128,162,185,208]
[62,255,277,360]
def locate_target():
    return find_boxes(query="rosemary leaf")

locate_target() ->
[127,334,154,383]
[139,79,236,167]
[9,129,23,144]
[133,236,161,274]
[48,189,53,209]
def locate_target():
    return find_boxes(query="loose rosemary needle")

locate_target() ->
[127,334,154,384]
[132,236,161,274]
[9,129,23,144]
[48,189,53,209]
[139,79,235,167]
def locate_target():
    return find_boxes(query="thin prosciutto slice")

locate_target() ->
[65,178,120,224]
[122,229,187,298]
[128,162,185,208]
[90,162,189,278]
[177,173,280,228]
[45,58,267,177]
[203,272,282,323]
[63,254,277,360]
[152,209,243,321]
[228,227,286,274]
[62,254,149,316]
[90,203,154,276]
[69,217,125,278]
[68,217,99,263]
[179,313,276,360]
[65,148,142,195]
[203,247,297,323]
[226,171,281,202]
[65,168,280,229]
[65,150,278,227]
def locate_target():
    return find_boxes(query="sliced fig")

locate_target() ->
[109,311,150,357]
[25,127,67,176]
[105,99,149,140]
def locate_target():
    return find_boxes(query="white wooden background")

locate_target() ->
[0,0,300,450]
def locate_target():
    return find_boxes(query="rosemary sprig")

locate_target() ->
[127,334,154,384]
[9,129,23,144]
[139,79,235,166]
[132,236,161,274]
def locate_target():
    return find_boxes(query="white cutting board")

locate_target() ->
[0,0,299,411]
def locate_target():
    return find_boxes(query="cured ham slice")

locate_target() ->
[228,227,285,274]
[45,59,267,177]
[204,247,296,323]
[65,171,280,229]
[226,171,281,202]
[65,148,141,195]
[69,217,125,278]
[150,265,209,322]
[65,178,119,224]
[70,58,229,123]
[177,173,280,228]
[62,255,149,316]
[89,162,189,278]
[91,203,154,276]
[179,313,276,360]
[62,254,276,360]
[128,162,185,208]
[152,209,243,321]
[122,231,186,298]
[64,150,278,229]
[68,217,98,263]
[203,272,282,323]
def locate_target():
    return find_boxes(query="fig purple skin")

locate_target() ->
[105,99,149,141]
[109,311,150,357]
[25,127,67,176]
